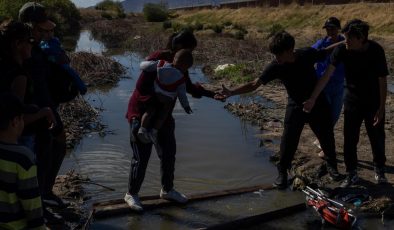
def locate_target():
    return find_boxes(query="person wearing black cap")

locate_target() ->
[311,17,345,158]
[125,30,225,211]
[18,2,68,221]
[0,93,46,230]
[304,19,389,188]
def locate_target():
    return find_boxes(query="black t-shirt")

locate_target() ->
[0,59,34,104]
[24,45,54,107]
[259,48,326,106]
[330,41,389,105]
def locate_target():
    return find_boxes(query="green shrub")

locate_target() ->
[192,21,204,31]
[171,22,183,32]
[214,64,254,84]
[95,0,123,12]
[222,21,232,27]
[95,0,125,19]
[169,22,194,33]
[233,23,248,34]
[118,12,126,19]
[205,24,223,33]
[163,20,172,29]
[101,12,113,20]
[267,23,285,38]
[143,3,168,22]
[234,30,246,40]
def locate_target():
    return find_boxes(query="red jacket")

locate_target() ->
[125,50,215,122]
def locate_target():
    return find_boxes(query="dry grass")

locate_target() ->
[175,3,394,35]
[59,97,101,149]
[78,8,103,24]
[69,52,125,87]
[174,3,394,69]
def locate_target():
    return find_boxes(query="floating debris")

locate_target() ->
[70,51,125,87]
[59,97,103,149]
[51,170,90,229]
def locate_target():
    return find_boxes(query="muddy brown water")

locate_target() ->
[60,31,393,229]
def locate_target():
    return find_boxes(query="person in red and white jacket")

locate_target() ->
[124,31,225,212]
[137,49,193,148]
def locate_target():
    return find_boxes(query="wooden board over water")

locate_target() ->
[93,184,275,219]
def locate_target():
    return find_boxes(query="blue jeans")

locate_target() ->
[18,135,35,152]
[324,82,344,126]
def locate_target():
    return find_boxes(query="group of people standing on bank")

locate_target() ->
[0,2,86,229]
[124,17,390,212]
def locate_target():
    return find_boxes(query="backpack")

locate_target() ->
[47,61,79,104]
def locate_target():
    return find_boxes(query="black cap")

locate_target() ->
[19,2,56,30]
[172,30,197,50]
[323,17,341,29]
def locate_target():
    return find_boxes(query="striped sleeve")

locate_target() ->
[17,163,45,229]
[177,83,190,109]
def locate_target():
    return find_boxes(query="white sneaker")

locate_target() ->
[124,193,143,212]
[160,189,188,204]
[137,127,151,144]
[317,150,325,158]
[313,139,322,150]
[148,129,159,146]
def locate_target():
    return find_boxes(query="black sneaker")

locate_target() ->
[273,171,288,189]
[340,172,359,188]
[44,207,64,225]
[43,192,68,208]
[327,165,343,181]
[317,164,328,178]
[374,167,388,184]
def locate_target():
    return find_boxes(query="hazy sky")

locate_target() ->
[70,0,121,8]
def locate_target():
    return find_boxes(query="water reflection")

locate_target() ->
[75,30,106,54]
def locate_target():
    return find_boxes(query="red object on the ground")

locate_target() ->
[307,198,353,229]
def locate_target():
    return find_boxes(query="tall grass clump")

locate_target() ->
[143,3,168,22]
[267,23,285,38]
[214,64,254,84]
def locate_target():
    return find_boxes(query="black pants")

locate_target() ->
[35,111,66,195]
[278,101,337,172]
[128,117,176,194]
[343,103,386,172]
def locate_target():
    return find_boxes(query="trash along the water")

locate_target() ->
[302,186,357,229]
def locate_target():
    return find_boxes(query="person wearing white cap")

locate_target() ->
[19,2,56,41]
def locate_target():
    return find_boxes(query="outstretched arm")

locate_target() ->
[303,64,336,113]
[323,40,345,52]
[184,73,226,101]
[374,76,387,126]
[221,78,263,98]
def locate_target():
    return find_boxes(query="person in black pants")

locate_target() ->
[304,19,389,187]
[221,31,342,189]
